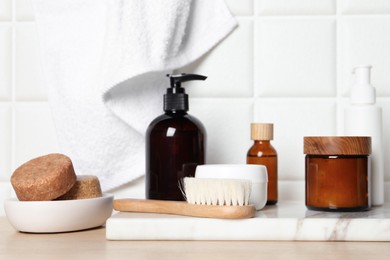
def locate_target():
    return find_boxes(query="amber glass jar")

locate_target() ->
[304,136,371,212]
[247,123,277,205]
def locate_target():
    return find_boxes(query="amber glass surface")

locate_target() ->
[305,155,369,212]
[146,111,205,201]
[247,140,278,205]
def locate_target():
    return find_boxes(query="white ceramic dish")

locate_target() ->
[4,193,113,233]
[195,164,268,210]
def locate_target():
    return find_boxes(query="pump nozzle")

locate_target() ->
[350,65,376,105]
[167,73,207,88]
[164,73,207,112]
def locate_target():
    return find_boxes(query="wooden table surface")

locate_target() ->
[1,217,390,259]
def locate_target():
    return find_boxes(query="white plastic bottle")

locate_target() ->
[344,65,384,206]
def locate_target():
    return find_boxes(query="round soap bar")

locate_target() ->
[11,154,77,201]
[56,175,102,200]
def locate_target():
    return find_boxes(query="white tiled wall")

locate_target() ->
[1,0,390,215]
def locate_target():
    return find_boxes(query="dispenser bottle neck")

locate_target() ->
[165,110,187,116]
[254,140,272,146]
[164,73,207,112]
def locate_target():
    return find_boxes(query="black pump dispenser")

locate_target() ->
[146,73,207,201]
[164,73,207,112]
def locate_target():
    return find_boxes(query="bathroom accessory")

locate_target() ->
[146,73,207,201]
[106,202,390,241]
[246,123,277,205]
[304,136,371,212]
[115,178,255,219]
[5,194,113,233]
[195,164,268,210]
[113,199,255,219]
[344,65,384,206]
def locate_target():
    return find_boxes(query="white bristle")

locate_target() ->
[182,177,252,206]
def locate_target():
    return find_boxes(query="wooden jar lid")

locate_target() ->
[304,136,371,155]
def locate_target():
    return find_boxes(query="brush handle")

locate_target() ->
[113,199,256,219]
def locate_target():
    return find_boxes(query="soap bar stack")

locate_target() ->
[11,153,102,201]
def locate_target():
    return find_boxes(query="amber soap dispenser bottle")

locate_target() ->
[146,73,207,201]
[247,123,278,205]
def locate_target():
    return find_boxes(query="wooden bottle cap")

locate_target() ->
[304,136,371,155]
[251,123,273,140]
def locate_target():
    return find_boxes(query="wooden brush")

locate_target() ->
[113,178,256,219]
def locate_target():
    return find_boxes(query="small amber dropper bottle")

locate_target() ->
[246,123,278,205]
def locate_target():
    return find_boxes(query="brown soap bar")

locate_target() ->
[11,153,77,201]
[57,175,102,200]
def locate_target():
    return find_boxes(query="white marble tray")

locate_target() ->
[105,202,390,241]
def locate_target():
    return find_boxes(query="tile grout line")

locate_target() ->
[252,0,256,121]
[335,0,344,136]
[335,0,340,135]
[10,0,16,174]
